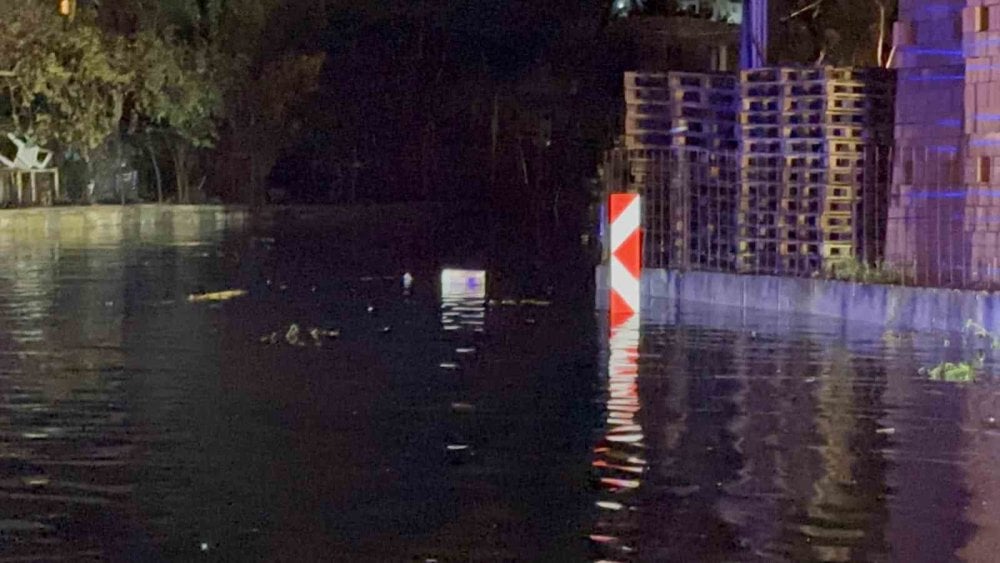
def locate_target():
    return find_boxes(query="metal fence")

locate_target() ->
[600,144,1000,289]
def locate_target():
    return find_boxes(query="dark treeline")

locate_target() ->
[276,2,620,220]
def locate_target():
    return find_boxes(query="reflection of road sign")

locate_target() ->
[441,269,486,299]
[609,193,641,322]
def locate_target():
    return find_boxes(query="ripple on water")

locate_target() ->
[589,307,999,562]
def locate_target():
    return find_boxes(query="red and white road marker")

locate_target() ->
[608,193,641,326]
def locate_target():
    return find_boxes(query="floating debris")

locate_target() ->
[261,324,339,347]
[876,427,896,435]
[524,318,537,326]
[520,299,552,307]
[367,304,376,314]
[455,347,476,354]
[21,475,49,487]
[440,362,459,370]
[500,299,518,306]
[187,289,248,303]
[308,327,322,346]
[451,402,475,414]
[199,542,210,552]
[925,361,977,383]
[402,272,414,295]
[380,326,392,334]
[286,324,303,346]
[446,444,469,451]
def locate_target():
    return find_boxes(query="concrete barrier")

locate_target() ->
[596,266,1000,333]
[0,203,445,248]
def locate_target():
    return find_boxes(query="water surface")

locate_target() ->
[0,207,998,561]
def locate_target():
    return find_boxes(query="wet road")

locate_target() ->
[0,207,999,561]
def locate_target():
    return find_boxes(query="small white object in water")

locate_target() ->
[402,272,414,290]
[446,444,469,451]
[309,327,322,345]
[367,305,375,314]
[200,542,209,552]
[451,402,475,413]
[286,323,301,345]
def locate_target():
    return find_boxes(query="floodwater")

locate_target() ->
[0,207,999,561]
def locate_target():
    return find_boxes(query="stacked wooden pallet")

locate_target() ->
[737,66,894,274]
[623,71,741,270]
[624,71,739,153]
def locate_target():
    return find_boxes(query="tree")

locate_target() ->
[0,2,223,203]
[222,52,324,204]
[129,32,223,203]
[0,3,133,163]
[114,0,327,203]
[772,0,897,66]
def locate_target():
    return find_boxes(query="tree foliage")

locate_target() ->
[102,0,326,202]
[0,3,133,158]
[0,0,223,206]
[130,32,221,150]
[771,0,898,67]
[0,0,322,203]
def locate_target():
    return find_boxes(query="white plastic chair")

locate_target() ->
[1,133,52,170]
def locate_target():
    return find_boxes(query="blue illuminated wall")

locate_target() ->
[888,0,981,283]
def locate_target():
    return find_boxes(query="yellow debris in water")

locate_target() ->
[187,289,248,303]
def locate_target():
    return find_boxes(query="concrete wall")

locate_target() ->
[0,203,441,247]
[596,266,1000,333]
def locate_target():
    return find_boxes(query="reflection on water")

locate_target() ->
[0,208,246,558]
[591,314,644,561]
[592,303,1000,562]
